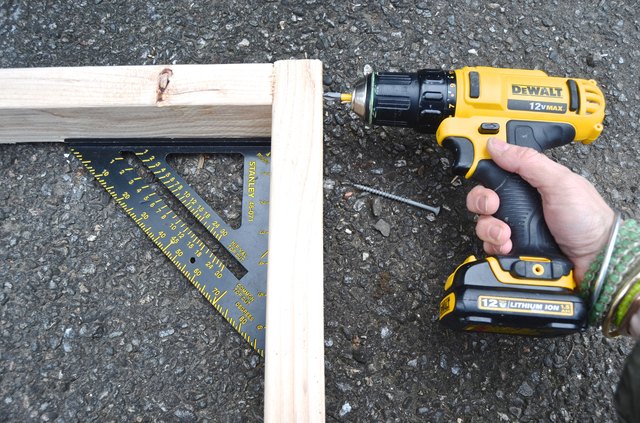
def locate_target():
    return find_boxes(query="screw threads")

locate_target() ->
[352,183,440,215]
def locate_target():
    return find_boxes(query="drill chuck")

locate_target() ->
[350,70,457,132]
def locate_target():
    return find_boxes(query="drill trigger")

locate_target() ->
[442,136,474,176]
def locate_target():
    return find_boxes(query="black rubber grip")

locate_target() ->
[472,121,576,259]
[444,122,579,262]
[473,160,564,258]
[506,121,575,151]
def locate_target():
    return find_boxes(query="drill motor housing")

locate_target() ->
[351,67,605,335]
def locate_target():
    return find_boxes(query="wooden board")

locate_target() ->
[264,60,325,422]
[0,64,273,142]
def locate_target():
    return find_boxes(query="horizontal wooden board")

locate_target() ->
[0,64,274,142]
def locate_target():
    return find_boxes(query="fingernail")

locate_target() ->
[476,195,487,213]
[488,138,508,153]
[489,225,503,242]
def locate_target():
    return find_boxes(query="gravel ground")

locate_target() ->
[1,0,640,422]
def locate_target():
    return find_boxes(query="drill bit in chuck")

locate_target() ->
[323,92,352,103]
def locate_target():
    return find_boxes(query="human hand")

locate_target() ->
[466,138,615,283]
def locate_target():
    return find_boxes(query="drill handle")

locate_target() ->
[472,159,563,258]
[441,120,579,261]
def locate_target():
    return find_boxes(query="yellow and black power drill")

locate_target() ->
[327,67,605,335]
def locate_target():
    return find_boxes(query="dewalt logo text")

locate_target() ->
[511,85,562,98]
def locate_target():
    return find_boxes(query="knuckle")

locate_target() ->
[475,218,489,238]
[514,146,541,164]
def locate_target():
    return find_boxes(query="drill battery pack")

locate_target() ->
[439,255,588,336]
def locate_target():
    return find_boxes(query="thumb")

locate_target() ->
[486,138,570,189]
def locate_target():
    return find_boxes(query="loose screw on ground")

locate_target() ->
[352,183,441,215]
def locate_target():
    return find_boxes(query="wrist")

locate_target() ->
[571,206,615,283]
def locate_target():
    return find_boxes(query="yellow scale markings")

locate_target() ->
[143,155,237,248]
[72,148,263,356]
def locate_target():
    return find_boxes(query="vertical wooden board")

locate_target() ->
[264,60,325,422]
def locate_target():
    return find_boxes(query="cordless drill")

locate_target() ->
[329,67,605,335]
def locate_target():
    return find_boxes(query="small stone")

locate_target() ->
[380,326,392,339]
[339,402,352,417]
[336,382,352,392]
[159,328,175,338]
[173,409,196,421]
[517,381,534,397]
[362,252,369,261]
[323,179,336,190]
[81,263,96,275]
[417,406,429,415]
[586,53,602,67]
[373,219,391,237]
[109,330,123,338]
[439,355,447,369]
[468,48,478,55]
[353,350,369,365]
[237,38,250,47]
[372,197,382,217]
[353,199,366,212]
[407,358,418,368]
[49,336,61,350]
[249,355,259,368]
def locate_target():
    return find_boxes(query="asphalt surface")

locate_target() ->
[1,0,640,422]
